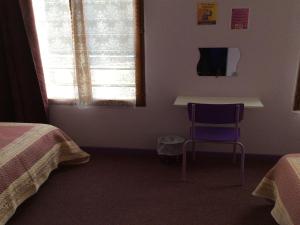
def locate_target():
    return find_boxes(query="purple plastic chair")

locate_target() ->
[182,103,245,185]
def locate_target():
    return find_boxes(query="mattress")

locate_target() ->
[0,123,89,224]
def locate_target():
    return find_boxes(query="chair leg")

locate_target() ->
[182,140,192,181]
[237,142,245,185]
[192,141,196,161]
[232,143,237,164]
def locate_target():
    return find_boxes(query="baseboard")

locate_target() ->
[82,146,157,156]
[81,146,282,161]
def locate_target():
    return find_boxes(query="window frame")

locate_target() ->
[34,0,146,107]
[294,63,300,110]
[134,0,146,107]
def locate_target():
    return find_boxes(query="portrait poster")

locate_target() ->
[197,2,217,25]
[231,8,250,30]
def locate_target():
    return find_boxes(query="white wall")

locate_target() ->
[50,0,300,155]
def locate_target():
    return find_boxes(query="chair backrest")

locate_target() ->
[187,103,244,125]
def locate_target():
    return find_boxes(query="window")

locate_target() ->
[32,0,145,106]
[294,65,300,110]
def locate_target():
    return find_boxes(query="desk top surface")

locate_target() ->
[174,96,264,108]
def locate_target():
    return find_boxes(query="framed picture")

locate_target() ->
[197,2,217,25]
[231,8,250,30]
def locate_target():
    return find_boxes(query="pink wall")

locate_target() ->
[50,0,300,155]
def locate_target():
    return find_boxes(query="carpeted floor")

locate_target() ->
[8,151,278,225]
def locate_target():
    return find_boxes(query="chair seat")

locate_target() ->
[191,126,240,142]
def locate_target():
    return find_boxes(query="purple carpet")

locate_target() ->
[8,150,278,225]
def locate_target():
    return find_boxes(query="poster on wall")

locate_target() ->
[197,2,217,25]
[231,8,250,30]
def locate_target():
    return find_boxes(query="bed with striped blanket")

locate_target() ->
[253,154,300,225]
[0,123,89,224]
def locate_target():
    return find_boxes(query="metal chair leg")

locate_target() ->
[182,140,192,181]
[192,141,196,161]
[232,143,237,164]
[237,142,245,185]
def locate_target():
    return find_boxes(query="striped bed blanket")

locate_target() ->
[253,154,300,225]
[0,123,90,224]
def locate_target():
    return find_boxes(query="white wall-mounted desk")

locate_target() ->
[174,96,264,108]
